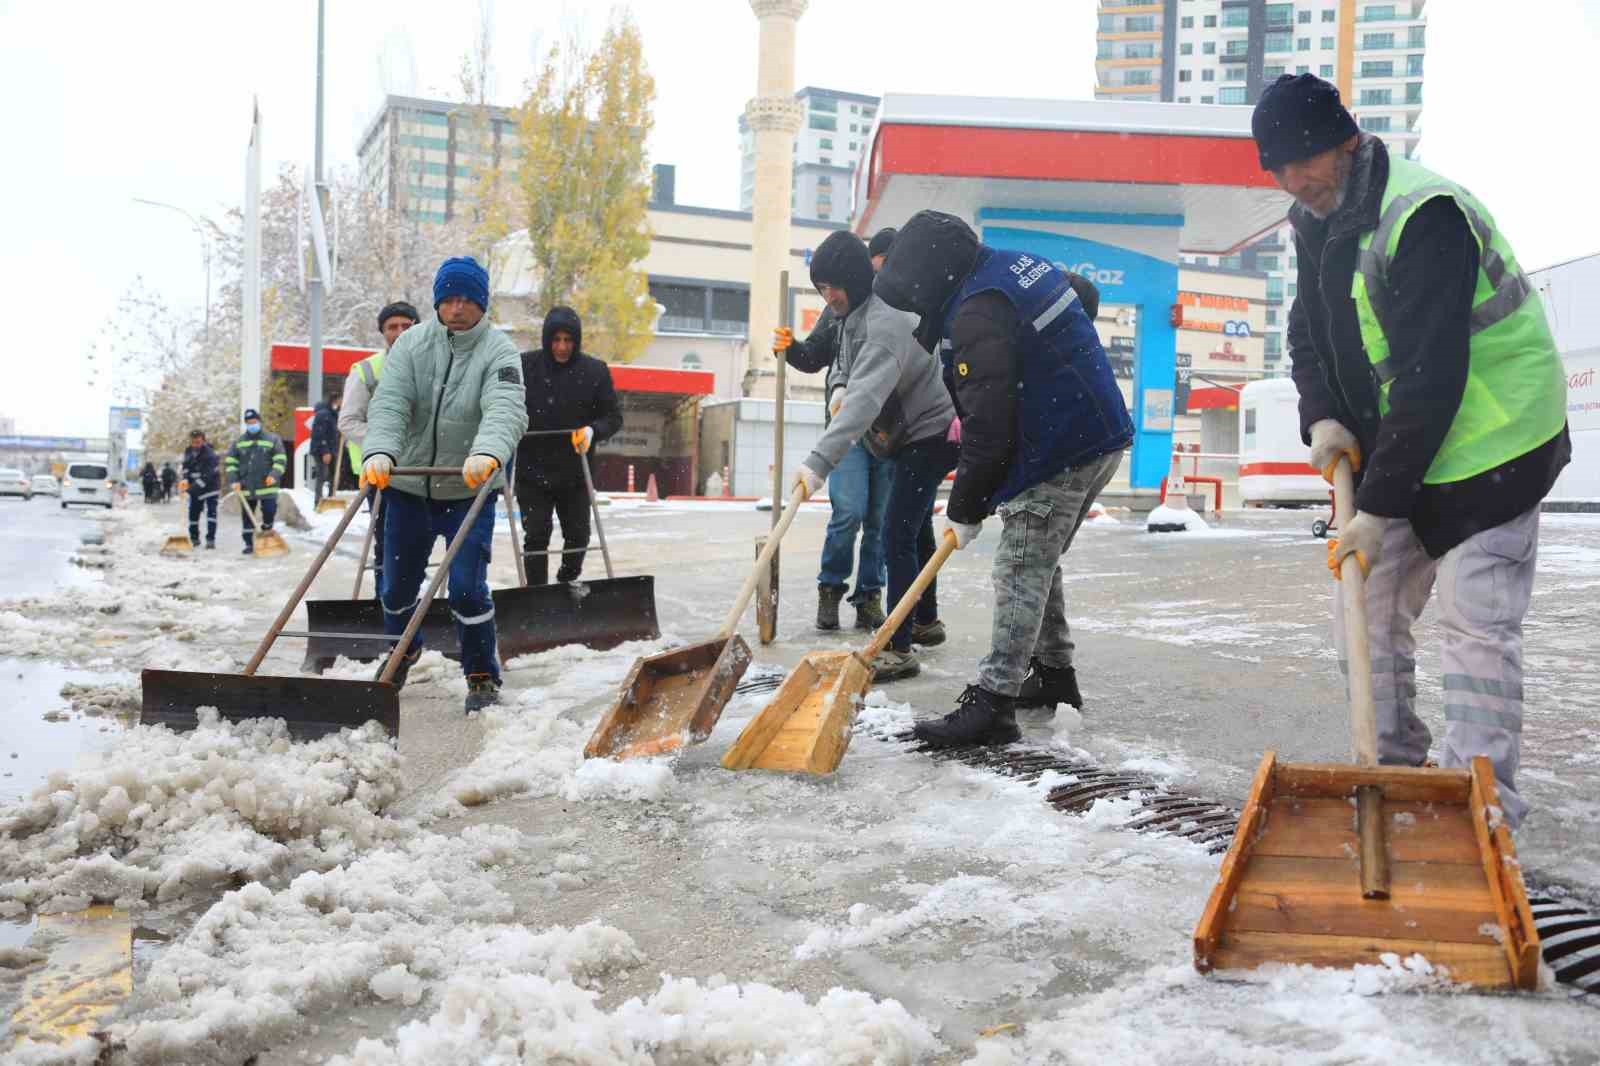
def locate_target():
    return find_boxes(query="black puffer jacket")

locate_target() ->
[1287,135,1569,556]
[515,307,623,487]
[181,444,220,497]
[309,402,339,457]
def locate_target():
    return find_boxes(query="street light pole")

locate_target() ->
[131,197,212,348]
[307,0,327,404]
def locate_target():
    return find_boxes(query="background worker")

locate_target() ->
[361,258,527,714]
[308,396,340,504]
[341,300,418,598]
[876,211,1133,747]
[225,408,287,555]
[159,461,177,503]
[514,306,621,586]
[179,429,220,549]
[1255,75,1570,827]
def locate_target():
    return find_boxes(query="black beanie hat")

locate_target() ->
[377,300,420,332]
[809,231,875,313]
[867,227,898,259]
[1251,74,1360,171]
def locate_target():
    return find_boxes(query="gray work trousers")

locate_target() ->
[978,450,1123,697]
[1333,507,1540,828]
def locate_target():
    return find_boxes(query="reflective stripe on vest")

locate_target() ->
[1350,156,1566,484]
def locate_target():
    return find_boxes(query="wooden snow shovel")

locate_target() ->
[723,529,958,775]
[584,482,809,761]
[1193,458,1539,990]
[314,437,349,513]
[235,490,290,557]
[159,533,193,556]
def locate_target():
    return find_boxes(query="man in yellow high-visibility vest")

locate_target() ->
[339,301,418,598]
[1254,74,1571,828]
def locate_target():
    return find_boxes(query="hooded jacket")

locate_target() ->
[515,306,623,487]
[363,313,528,501]
[309,401,339,457]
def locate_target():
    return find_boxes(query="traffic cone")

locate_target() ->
[721,465,732,498]
[1147,453,1202,533]
[645,473,660,502]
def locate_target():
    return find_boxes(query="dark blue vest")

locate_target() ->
[940,246,1133,508]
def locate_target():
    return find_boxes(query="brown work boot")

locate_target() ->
[854,591,886,632]
[816,585,845,631]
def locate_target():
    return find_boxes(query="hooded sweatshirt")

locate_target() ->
[515,306,623,487]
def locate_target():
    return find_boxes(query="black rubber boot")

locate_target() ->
[913,685,1019,749]
[816,585,845,631]
[1017,658,1082,713]
[464,674,501,714]
[853,590,886,632]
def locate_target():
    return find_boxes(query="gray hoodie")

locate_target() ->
[803,293,955,477]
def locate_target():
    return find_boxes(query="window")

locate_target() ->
[1266,308,1279,326]
[1126,69,1154,85]
[1179,69,1193,82]
[1203,40,1216,54]
[1362,32,1395,49]
[1360,115,1392,131]
[710,289,749,334]
[1204,14,1217,26]
[848,141,857,150]
[1126,14,1156,31]
[1360,88,1392,105]
[1264,31,1292,52]
[1362,3,1396,19]
[1408,25,1425,47]
[1181,15,1194,27]
[1289,254,1297,268]
[1407,53,1424,76]
[1264,64,1286,78]
[1298,9,1311,22]
[1288,282,1297,299]
[819,156,830,165]
[1222,7,1249,27]
[1219,86,1248,104]
[1192,256,1210,266]
[1265,2,1293,27]
[1178,96,1191,103]
[818,137,833,149]
[1265,333,1283,359]
[1361,60,1394,77]
[1224,67,1247,81]
[1220,254,1243,270]
[1202,68,1215,81]
[1098,13,1114,30]
[650,282,706,332]
[1405,82,1422,104]
[1322,9,1337,21]
[849,123,858,132]
[810,97,837,112]
[1297,37,1311,50]
[1321,36,1334,48]
[1320,64,1334,77]
[1297,65,1310,74]
[1266,277,1285,302]
[1201,95,1215,103]
[1257,255,1280,271]
[1126,41,1156,58]
[816,174,831,186]
[1180,42,1194,55]
[1224,39,1250,57]
[809,114,836,131]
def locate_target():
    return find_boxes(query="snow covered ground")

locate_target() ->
[3,499,1598,1064]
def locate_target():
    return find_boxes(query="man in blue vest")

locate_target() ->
[876,211,1133,747]
[1255,75,1570,826]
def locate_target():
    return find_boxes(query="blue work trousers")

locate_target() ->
[818,441,892,603]
[381,489,500,680]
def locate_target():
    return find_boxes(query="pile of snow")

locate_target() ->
[58,679,141,717]
[1145,503,1210,533]
[0,710,400,914]
[330,973,941,1066]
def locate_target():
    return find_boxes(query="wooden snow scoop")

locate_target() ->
[723,529,958,775]
[584,482,809,761]
[141,471,493,742]
[234,490,290,557]
[314,436,349,513]
[159,533,193,557]
[1193,459,1539,990]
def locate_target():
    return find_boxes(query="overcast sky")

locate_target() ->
[2,0,1598,436]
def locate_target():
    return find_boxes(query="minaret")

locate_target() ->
[743,0,806,396]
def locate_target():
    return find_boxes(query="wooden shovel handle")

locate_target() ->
[719,483,808,637]
[862,529,958,660]
[1332,459,1379,766]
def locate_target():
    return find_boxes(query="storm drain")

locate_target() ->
[732,666,1600,997]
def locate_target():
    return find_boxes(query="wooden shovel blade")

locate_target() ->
[584,634,752,760]
[721,649,872,774]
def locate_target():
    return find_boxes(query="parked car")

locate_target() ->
[0,468,31,500]
[30,474,60,497]
[61,462,114,509]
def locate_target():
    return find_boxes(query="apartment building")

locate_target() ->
[357,94,521,223]
[739,86,879,222]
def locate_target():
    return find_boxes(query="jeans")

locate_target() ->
[1332,507,1539,828]
[515,478,591,585]
[885,437,959,652]
[978,450,1122,696]
[381,489,501,680]
[241,494,278,548]
[187,492,218,545]
[818,441,892,601]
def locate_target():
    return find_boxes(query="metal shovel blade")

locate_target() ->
[139,668,399,742]
[721,649,871,774]
[299,577,660,673]
[584,634,753,760]
[159,535,193,557]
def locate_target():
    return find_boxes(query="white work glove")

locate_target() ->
[1329,511,1382,580]
[945,519,982,550]
[793,463,826,500]
[1308,419,1361,484]
[828,387,846,419]
[571,426,594,454]
[462,454,500,489]
[361,454,393,490]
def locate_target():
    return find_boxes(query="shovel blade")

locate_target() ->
[722,650,870,774]
[252,531,290,557]
[300,577,660,673]
[314,496,348,513]
[159,536,193,557]
[585,634,752,760]
[140,668,399,742]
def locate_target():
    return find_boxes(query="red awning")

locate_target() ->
[269,343,380,376]
[1186,385,1243,411]
[611,365,715,396]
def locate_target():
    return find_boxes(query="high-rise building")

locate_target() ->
[739,86,879,222]
[1096,1,1427,367]
[357,94,520,223]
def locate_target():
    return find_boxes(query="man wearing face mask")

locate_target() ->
[360,257,528,714]
[225,408,287,554]
[1255,74,1570,828]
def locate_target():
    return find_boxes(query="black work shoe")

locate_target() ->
[853,591,886,632]
[375,646,421,689]
[913,685,1020,749]
[816,585,845,631]
[204,541,216,550]
[1017,658,1082,713]
[241,545,254,555]
[911,619,946,646]
[464,673,501,714]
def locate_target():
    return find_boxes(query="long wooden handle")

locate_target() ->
[863,530,958,660]
[1333,459,1378,766]
[720,483,808,637]
[352,488,381,600]
[333,437,345,484]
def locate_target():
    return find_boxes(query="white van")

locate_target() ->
[61,460,115,509]
[1238,378,1327,506]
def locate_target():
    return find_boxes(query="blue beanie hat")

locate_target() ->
[433,256,490,312]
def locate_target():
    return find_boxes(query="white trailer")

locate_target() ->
[1238,377,1325,506]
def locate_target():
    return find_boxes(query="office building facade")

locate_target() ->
[357,94,521,223]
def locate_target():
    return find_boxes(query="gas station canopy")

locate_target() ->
[855,94,1289,254]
